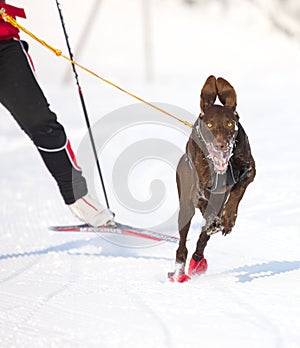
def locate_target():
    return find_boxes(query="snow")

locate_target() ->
[1,0,300,347]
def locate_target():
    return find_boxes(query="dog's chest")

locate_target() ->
[207,163,236,193]
[194,157,237,198]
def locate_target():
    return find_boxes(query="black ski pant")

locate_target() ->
[0,39,87,204]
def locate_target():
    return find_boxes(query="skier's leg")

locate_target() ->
[0,39,87,203]
[0,40,113,224]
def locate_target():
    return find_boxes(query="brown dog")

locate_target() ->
[169,75,256,282]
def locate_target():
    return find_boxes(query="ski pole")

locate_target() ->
[54,0,110,209]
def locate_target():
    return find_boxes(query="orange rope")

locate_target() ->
[0,10,193,128]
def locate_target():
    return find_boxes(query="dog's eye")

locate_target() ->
[207,122,213,129]
[226,121,233,128]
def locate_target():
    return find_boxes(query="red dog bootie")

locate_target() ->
[168,263,191,283]
[188,253,208,276]
[169,273,191,283]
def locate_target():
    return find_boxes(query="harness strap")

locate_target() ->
[208,162,237,194]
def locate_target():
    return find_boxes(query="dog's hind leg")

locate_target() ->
[187,199,211,277]
[169,155,196,282]
[176,203,195,265]
[195,229,210,258]
[188,230,209,276]
[169,205,195,282]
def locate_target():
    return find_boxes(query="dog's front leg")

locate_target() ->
[221,191,240,235]
[222,166,256,235]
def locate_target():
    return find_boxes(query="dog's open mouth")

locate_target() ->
[206,143,233,174]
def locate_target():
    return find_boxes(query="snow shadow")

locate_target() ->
[231,261,300,283]
[0,238,104,260]
[0,237,172,261]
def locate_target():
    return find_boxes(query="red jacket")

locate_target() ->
[0,2,26,41]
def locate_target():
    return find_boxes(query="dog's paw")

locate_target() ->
[168,262,191,283]
[206,217,223,235]
[188,254,208,276]
[222,228,232,236]
[221,210,237,235]
[168,272,191,283]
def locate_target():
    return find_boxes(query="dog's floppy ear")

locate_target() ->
[216,77,237,110]
[200,75,217,115]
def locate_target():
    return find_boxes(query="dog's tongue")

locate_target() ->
[207,144,231,174]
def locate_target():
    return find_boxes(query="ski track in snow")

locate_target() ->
[1,0,300,347]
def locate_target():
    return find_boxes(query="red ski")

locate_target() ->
[49,222,179,244]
